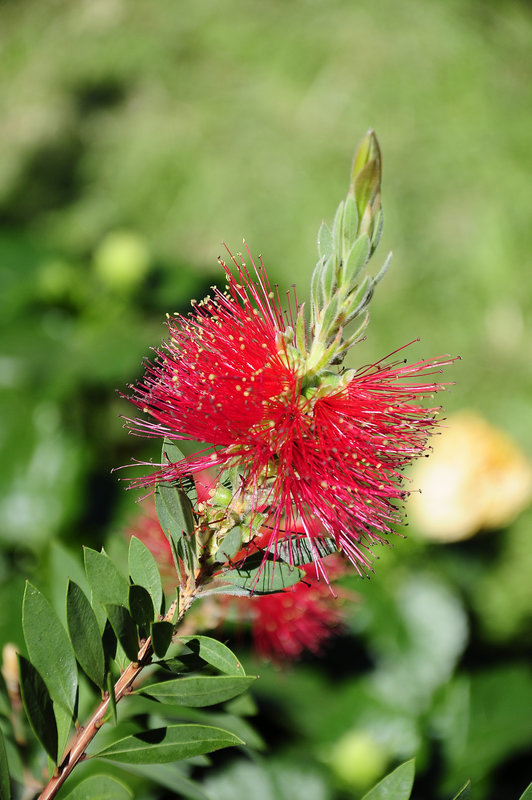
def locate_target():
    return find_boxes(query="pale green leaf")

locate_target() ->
[361,759,415,800]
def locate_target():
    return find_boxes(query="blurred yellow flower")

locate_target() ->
[408,411,532,542]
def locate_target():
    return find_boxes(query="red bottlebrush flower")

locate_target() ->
[244,558,348,662]
[125,251,453,577]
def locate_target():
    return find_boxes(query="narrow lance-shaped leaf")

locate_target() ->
[129,584,155,628]
[317,221,333,260]
[150,621,174,659]
[451,781,471,800]
[17,655,58,763]
[519,783,532,800]
[0,726,10,800]
[274,536,338,566]
[178,636,246,676]
[128,536,163,616]
[222,554,304,595]
[138,675,256,707]
[93,724,244,764]
[55,701,73,770]
[66,580,106,690]
[62,775,132,800]
[105,605,139,662]
[22,582,77,715]
[214,526,242,563]
[361,759,415,800]
[84,548,130,609]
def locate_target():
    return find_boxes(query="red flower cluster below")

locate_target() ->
[125,253,453,577]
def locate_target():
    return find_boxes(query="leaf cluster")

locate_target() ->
[0,540,257,799]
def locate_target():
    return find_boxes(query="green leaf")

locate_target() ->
[128,536,163,616]
[105,605,139,662]
[129,584,155,628]
[107,671,117,726]
[214,526,243,563]
[150,620,174,658]
[519,782,532,800]
[451,781,471,800]
[62,775,133,800]
[84,548,130,609]
[22,582,77,715]
[274,536,337,566]
[0,727,10,800]
[222,554,304,595]
[93,723,244,764]
[155,481,196,573]
[317,221,333,260]
[55,701,72,768]
[179,636,246,675]
[18,654,58,762]
[343,234,370,288]
[361,759,415,800]
[320,256,336,302]
[139,675,256,707]
[122,764,211,800]
[66,580,106,690]
[162,438,198,505]
[342,193,359,251]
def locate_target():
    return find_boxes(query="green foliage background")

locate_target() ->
[1,1,531,798]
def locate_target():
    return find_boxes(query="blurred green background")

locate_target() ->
[1,0,532,798]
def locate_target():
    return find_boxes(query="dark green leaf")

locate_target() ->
[105,605,139,662]
[151,621,174,658]
[155,481,196,574]
[22,582,77,714]
[62,775,132,800]
[107,671,117,726]
[519,782,532,800]
[129,584,155,628]
[139,675,256,707]
[84,548,130,609]
[362,759,415,800]
[93,723,244,763]
[451,781,471,800]
[221,554,304,595]
[55,701,72,768]
[128,536,163,616]
[274,536,337,566]
[162,438,198,505]
[66,580,106,689]
[122,764,211,799]
[214,527,243,563]
[18,654,58,762]
[0,727,10,800]
[179,636,246,675]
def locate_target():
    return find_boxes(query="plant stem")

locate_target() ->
[37,584,197,800]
